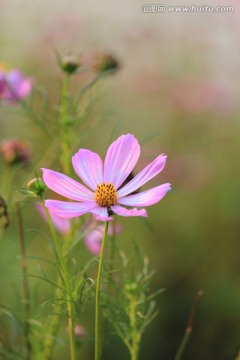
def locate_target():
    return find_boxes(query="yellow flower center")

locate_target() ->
[95,182,117,207]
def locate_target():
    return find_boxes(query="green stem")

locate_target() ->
[174,332,190,360]
[43,308,61,360]
[129,296,140,360]
[174,290,204,360]
[130,348,138,360]
[60,74,71,174]
[40,195,76,360]
[15,202,31,360]
[99,220,117,356]
[108,220,117,280]
[43,234,74,360]
[95,221,109,360]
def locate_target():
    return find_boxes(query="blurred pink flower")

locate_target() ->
[0,69,32,102]
[36,204,71,235]
[0,139,31,166]
[66,324,86,338]
[74,324,86,337]
[42,134,171,221]
[84,219,121,255]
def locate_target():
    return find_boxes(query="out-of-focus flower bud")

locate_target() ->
[93,52,120,74]
[0,139,31,166]
[66,324,86,340]
[61,54,81,75]
[0,195,10,229]
[124,281,138,295]
[27,177,47,196]
[74,325,86,337]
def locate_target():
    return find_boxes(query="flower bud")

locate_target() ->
[66,324,86,340]
[27,177,47,196]
[125,282,138,294]
[0,139,31,166]
[61,54,80,74]
[93,52,120,74]
[74,325,86,337]
[0,195,10,229]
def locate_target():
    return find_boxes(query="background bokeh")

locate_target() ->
[0,0,240,359]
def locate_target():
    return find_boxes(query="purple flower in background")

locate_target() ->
[36,204,71,235]
[84,220,121,255]
[0,69,32,102]
[42,134,171,221]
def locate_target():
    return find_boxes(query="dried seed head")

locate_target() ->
[0,139,31,166]
[93,52,120,73]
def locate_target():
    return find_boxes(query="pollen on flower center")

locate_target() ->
[95,182,117,207]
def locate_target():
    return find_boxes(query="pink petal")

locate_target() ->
[85,220,122,255]
[36,204,71,235]
[18,79,32,98]
[117,154,167,197]
[90,206,113,221]
[4,70,31,100]
[42,168,94,202]
[72,149,103,190]
[118,183,171,207]
[84,226,104,255]
[111,204,148,217]
[104,134,140,189]
[44,200,97,218]
[108,222,122,236]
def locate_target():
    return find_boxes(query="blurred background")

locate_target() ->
[0,0,240,359]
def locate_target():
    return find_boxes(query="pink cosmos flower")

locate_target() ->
[0,69,32,102]
[42,134,171,222]
[36,204,71,235]
[84,220,121,255]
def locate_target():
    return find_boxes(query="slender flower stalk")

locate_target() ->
[60,74,71,174]
[44,310,61,360]
[95,221,109,360]
[129,296,140,360]
[86,219,120,357]
[43,242,74,359]
[174,290,204,360]
[39,194,76,360]
[15,202,31,360]
[43,231,73,360]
